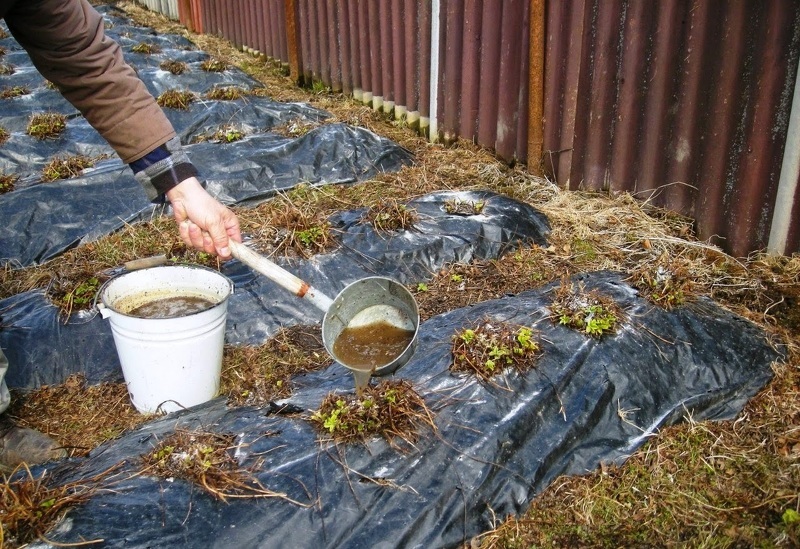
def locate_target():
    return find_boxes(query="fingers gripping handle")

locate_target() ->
[228,240,334,312]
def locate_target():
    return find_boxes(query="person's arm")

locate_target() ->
[4,0,240,257]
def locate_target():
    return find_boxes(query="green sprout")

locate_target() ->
[551,279,621,339]
[451,322,541,380]
[297,226,325,248]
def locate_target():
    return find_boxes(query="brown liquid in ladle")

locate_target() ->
[332,321,415,395]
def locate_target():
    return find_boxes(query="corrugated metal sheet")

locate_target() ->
[436,0,531,162]
[544,0,800,256]
[136,0,179,20]
[140,0,800,256]
[183,0,287,62]
[287,1,433,133]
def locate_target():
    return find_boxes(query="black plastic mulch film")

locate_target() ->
[0,6,781,548]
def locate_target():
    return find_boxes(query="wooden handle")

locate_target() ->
[229,240,306,296]
[229,240,334,312]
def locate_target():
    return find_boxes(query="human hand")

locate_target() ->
[165,176,241,259]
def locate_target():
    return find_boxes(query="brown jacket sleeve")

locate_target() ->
[3,0,175,163]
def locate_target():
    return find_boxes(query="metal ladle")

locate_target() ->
[229,240,419,391]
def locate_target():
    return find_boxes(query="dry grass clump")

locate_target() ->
[141,429,295,502]
[363,199,419,233]
[26,113,66,139]
[549,278,622,338]
[310,380,435,446]
[628,254,694,309]
[270,120,320,138]
[205,86,247,101]
[0,173,17,194]
[0,46,6,56]
[41,154,95,182]
[451,321,541,381]
[159,59,187,74]
[0,465,114,547]
[238,188,337,258]
[7,374,150,457]
[156,88,196,109]
[0,126,8,145]
[131,41,161,54]
[0,63,14,75]
[412,255,549,320]
[200,58,227,72]
[0,86,29,99]
[221,325,329,406]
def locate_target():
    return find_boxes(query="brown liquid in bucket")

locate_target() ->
[127,296,216,319]
[332,321,415,394]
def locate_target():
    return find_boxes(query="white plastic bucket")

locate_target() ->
[97,265,233,414]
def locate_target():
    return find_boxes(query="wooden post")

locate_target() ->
[284,0,303,85]
[527,0,545,174]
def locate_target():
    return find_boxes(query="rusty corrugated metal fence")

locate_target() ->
[545,0,800,257]
[134,0,800,257]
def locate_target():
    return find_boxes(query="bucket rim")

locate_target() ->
[97,263,234,318]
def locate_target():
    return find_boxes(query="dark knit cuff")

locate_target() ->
[131,137,199,202]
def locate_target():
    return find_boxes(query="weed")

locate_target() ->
[549,278,622,338]
[0,173,17,194]
[417,282,429,292]
[159,60,187,75]
[364,200,419,233]
[443,198,485,215]
[213,126,244,143]
[310,380,434,445]
[571,238,597,262]
[41,155,94,182]
[131,42,161,54]
[26,112,67,139]
[200,58,227,72]
[0,86,29,98]
[296,226,327,248]
[205,86,247,101]
[310,80,330,94]
[156,89,196,110]
[451,321,542,380]
[46,274,100,318]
